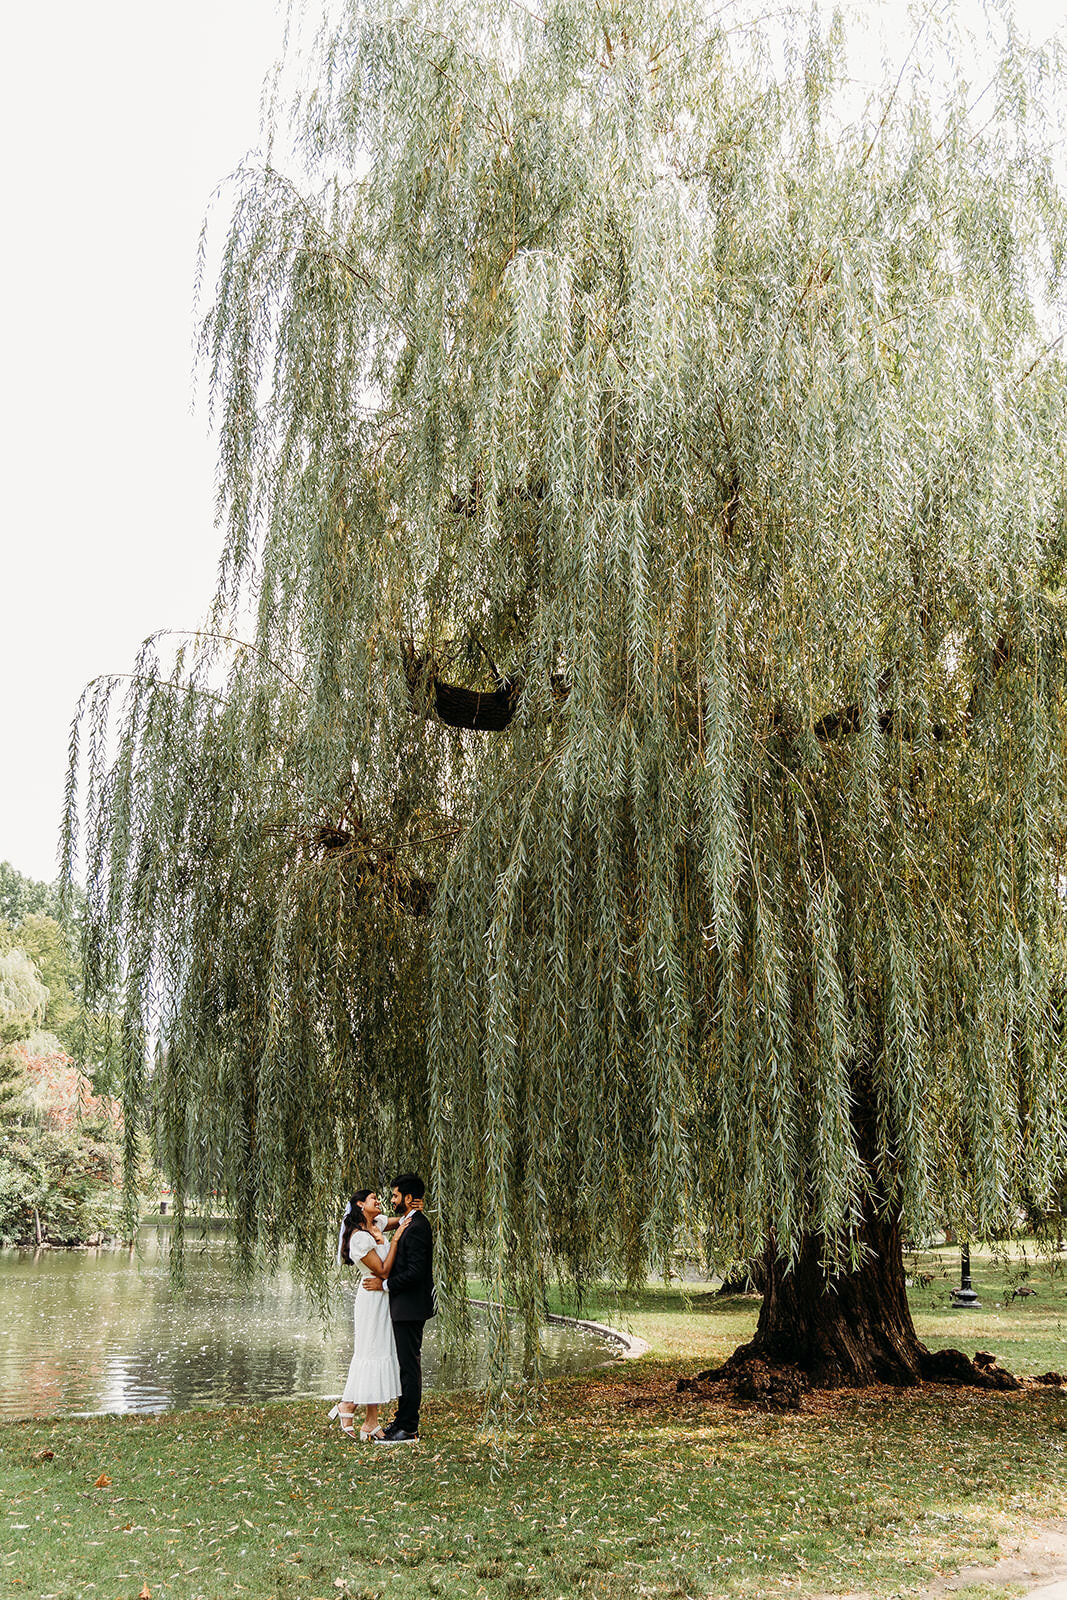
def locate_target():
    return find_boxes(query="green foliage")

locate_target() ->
[0,861,66,925]
[0,1119,121,1246]
[0,1039,25,1124]
[1,916,81,1046]
[0,861,88,1056]
[0,923,126,1242]
[66,0,1067,1347]
[0,867,98,1068]
[0,947,49,1046]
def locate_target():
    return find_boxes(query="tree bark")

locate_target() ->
[700,1042,1021,1394]
[697,1204,1021,1394]
[733,1208,925,1386]
[715,1257,768,1297]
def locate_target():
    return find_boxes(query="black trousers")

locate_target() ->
[392,1319,425,1434]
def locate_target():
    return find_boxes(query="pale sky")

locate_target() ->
[0,0,1063,886]
[1,0,293,883]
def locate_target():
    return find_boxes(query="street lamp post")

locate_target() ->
[950,1241,981,1308]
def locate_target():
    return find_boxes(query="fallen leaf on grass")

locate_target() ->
[139,1587,151,1599]
[34,1449,54,1462]
[93,1473,112,1488]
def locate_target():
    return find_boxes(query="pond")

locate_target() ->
[0,1225,616,1420]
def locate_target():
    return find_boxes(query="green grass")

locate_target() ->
[907,1240,1067,1378]
[535,1239,1067,1376]
[1,1249,1065,1600]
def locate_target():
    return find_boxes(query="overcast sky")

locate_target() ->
[1,0,295,882]
[0,0,1062,886]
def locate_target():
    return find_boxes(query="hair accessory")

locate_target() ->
[337,1198,354,1266]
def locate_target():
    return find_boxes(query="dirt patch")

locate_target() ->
[679,1356,808,1410]
[806,1519,1067,1599]
[929,1524,1067,1597]
[675,1358,1059,1413]
[558,1363,1065,1423]
[922,1347,1023,1390]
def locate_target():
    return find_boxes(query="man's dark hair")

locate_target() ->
[392,1172,425,1200]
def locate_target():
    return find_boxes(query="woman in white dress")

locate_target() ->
[328,1190,411,1441]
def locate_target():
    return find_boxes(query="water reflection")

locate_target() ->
[0,1228,613,1419]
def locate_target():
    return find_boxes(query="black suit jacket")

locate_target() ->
[387,1211,435,1323]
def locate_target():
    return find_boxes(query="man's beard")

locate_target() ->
[394,1198,406,1215]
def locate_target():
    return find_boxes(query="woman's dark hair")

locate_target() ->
[340,1190,375,1266]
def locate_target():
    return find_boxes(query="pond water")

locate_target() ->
[0,1226,615,1420]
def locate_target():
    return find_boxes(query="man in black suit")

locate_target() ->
[365,1171,434,1443]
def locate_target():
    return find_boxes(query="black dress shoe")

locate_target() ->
[374,1426,419,1444]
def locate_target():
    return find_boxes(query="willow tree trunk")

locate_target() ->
[713,1204,1021,1392]
[737,1206,924,1385]
[725,1056,925,1386]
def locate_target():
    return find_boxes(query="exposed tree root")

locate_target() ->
[920,1347,1021,1390]
[678,1356,808,1411]
[677,1344,1024,1411]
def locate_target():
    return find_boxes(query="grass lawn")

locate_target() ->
[538,1239,1067,1376]
[1,1247,1064,1600]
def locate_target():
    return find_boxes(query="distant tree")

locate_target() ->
[0,862,65,925]
[5,917,81,1047]
[68,0,1067,1384]
[0,948,48,1043]
[0,946,47,1130]
[0,865,90,1057]
[0,881,124,1244]
[0,1030,124,1246]
[0,1119,122,1247]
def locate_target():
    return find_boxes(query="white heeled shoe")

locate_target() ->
[327,1404,358,1439]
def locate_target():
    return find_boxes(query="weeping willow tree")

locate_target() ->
[65,0,1067,1384]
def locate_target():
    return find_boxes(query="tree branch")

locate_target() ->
[402,643,565,732]
[401,635,1013,746]
[310,823,436,917]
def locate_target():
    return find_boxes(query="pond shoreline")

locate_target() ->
[0,1236,620,1421]
[467,1295,651,1359]
[0,1212,234,1251]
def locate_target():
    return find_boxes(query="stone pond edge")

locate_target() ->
[466,1298,652,1360]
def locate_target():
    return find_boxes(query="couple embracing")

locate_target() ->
[330,1173,434,1444]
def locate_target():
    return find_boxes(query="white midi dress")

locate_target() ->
[341,1229,402,1406]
